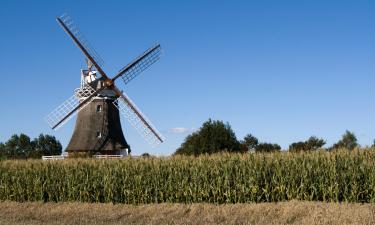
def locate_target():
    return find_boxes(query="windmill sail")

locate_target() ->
[113,44,162,85]
[57,14,111,81]
[45,85,96,130]
[58,14,104,67]
[113,91,164,146]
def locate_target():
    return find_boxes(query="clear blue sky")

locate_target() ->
[1,0,374,155]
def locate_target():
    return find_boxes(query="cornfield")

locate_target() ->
[1,150,375,204]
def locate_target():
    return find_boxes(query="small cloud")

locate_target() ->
[169,127,197,134]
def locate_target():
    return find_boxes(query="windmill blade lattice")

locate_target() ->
[118,44,162,85]
[45,84,96,130]
[59,14,105,67]
[114,93,164,146]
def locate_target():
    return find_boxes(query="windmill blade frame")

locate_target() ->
[45,84,102,129]
[112,44,162,85]
[112,86,164,146]
[57,14,111,81]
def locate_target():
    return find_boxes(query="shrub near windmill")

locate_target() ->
[45,14,164,157]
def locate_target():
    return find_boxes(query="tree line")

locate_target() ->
[175,119,365,155]
[0,134,62,159]
[0,120,366,158]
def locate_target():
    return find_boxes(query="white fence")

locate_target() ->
[93,155,125,159]
[42,155,66,160]
[42,155,128,160]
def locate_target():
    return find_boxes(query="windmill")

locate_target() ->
[45,14,164,156]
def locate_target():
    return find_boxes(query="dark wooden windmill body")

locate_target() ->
[65,73,129,155]
[45,14,164,156]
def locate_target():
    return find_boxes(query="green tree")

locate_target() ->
[0,134,62,159]
[3,134,33,159]
[175,119,240,156]
[331,130,358,150]
[255,143,281,153]
[240,134,258,152]
[289,136,326,152]
[31,134,62,158]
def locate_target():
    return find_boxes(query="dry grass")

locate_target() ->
[0,201,375,225]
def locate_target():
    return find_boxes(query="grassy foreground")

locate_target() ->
[1,150,375,203]
[0,201,375,225]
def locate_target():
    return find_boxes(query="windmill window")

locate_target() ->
[96,131,102,138]
[96,105,102,112]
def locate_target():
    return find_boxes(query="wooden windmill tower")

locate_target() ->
[45,14,164,156]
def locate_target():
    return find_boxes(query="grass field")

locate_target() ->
[0,201,374,225]
[1,150,375,204]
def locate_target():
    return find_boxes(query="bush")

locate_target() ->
[141,153,151,158]
[289,136,326,152]
[255,143,281,153]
